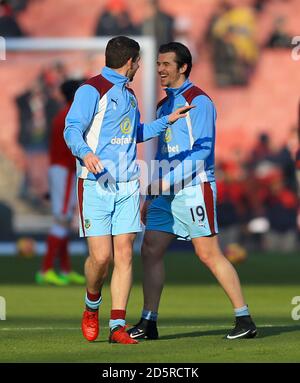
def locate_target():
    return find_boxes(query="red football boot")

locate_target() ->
[109,325,138,344]
[81,310,99,341]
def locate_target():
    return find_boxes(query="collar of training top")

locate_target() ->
[101,66,129,86]
[165,78,193,97]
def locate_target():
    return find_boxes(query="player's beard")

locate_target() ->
[127,68,138,82]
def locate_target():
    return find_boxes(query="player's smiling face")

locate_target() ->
[157,52,187,88]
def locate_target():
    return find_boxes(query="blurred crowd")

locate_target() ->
[94,0,174,47]
[1,0,294,87]
[217,131,299,252]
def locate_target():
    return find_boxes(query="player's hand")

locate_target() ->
[141,199,152,225]
[83,152,104,174]
[168,105,195,124]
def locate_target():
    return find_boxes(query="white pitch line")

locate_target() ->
[0,324,289,331]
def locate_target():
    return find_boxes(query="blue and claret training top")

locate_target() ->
[154,78,217,189]
[64,66,170,182]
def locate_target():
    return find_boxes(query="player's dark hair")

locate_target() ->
[105,36,140,69]
[159,42,192,78]
[60,79,84,102]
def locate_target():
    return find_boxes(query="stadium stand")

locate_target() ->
[1,0,299,157]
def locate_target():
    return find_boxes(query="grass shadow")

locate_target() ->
[254,324,300,339]
[158,324,300,340]
[158,328,226,340]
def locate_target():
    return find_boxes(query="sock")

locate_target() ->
[85,290,102,311]
[42,235,64,272]
[59,237,71,273]
[234,305,250,317]
[109,309,126,330]
[142,309,158,322]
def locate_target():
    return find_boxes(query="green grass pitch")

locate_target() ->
[0,251,299,362]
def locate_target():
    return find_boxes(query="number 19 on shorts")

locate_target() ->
[190,206,205,224]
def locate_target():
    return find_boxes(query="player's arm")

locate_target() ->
[136,105,194,143]
[149,96,216,193]
[64,85,103,174]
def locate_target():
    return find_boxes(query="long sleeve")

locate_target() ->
[64,85,99,160]
[163,96,216,186]
[136,109,170,143]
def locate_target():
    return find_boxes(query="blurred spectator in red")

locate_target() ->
[15,67,64,205]
[244,163,276,250]
[296,100,300,198]
[16,61,68,154]
[16,79,60,155]
[0,0,25,37]
[216,160,247,248]
[248,130,297,192]
[42,61,68,89]
[247,132,274,171]
[264,169,298,252]
[141,0,174,47]
[272,142,297,192]
[41,61,69,105]
[94,0,139,36]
